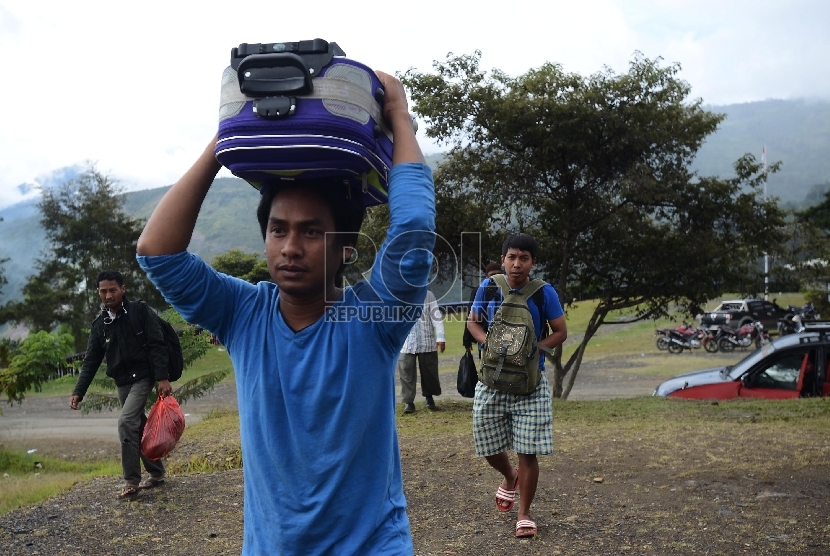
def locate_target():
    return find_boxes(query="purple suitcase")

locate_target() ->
[216,39,394,206]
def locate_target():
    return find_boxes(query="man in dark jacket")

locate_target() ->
[70,270,172,497]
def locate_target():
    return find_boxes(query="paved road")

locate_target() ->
[0,383,237,443]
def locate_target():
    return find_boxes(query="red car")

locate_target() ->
[653,324,830,400]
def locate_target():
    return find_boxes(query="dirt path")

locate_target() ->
[3,383,829,555]
[12,352,826,556]
[0,382,240,463]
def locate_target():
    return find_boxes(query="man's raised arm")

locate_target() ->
[375,71,423,166]
[136,137,222,256]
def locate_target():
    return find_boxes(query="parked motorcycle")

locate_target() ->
[777,302,821,336]
[702,325,729,353]
[717,321,769,352]
[666,326,707,354]
[655,331,670,351]
[655,324,698,351]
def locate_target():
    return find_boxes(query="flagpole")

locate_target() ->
[763,145,768,300]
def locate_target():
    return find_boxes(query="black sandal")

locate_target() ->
[138,476,165,489]
[119,484,139,497]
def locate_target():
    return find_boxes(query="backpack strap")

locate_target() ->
[125,300,154,371]
[490,275,546,303]
[531,288,550,340]
[484,277,499,303]
[473,277,501,338]
[490,274,510,298]
[491,275,547,306]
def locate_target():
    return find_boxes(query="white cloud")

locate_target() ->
[0,0,828,208]
[620,0,830,103]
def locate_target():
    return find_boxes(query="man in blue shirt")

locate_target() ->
[466,233,567,539]
[136,72,434,555]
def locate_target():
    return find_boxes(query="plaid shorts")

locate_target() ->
[472,372,553,457]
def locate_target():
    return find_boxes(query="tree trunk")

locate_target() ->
[549,349,565,398]
[553,306,608,400]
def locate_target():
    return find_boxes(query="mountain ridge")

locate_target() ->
[1,99,829,304]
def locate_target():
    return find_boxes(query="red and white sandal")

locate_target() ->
[515,519,537,538]
[495,468,519,512]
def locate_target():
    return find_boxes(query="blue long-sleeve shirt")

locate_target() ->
[138,163,435,555]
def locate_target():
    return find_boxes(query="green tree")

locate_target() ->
[0,277,8,324]
[0,216,7,303]
[211,248,271,284]
[345,204,388,284]
[402,52,787,398]
[0,338,20,369]
[7,164,163,350]
[0,330,75,407]
[0,168,221,409]
[780,191,830,314]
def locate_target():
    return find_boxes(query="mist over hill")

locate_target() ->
[1,99,828,305]
[691,99,830,207]
[124,177,263,261]
[0,178,262,306]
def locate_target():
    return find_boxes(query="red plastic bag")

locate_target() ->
[141,395,186,460]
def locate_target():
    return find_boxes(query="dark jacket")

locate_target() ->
[72,297,168,398]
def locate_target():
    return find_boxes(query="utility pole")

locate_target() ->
[761,145,769,301]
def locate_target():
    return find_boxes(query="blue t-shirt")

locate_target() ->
[138,163,434,555]
[471,277,564,370]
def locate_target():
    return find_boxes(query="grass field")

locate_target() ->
[24,344,237,399]
[440,292,810,381]
[20,292,811,398]
[0,447,121,515]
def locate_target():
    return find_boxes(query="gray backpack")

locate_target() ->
[480,275,552,395]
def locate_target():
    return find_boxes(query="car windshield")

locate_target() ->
[726,342,777,379]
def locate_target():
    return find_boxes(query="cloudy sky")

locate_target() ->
[1,0,828,209]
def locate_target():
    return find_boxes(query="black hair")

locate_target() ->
[501,233,538,259]
[256,180,367,285]
[484,261,502,274]
[256,180,367,245]
[97,269,124,287]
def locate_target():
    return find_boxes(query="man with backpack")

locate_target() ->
[70,270,171,497]
[466,233,567,539]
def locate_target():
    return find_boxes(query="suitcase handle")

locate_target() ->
[237,53,314,97]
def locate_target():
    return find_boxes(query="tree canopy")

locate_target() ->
[2,165,163,351]
[0,217,7,302]
[402,52,786,398]
[0,166,225,409]
[0,330,75,408]
[79,308,226,413]
[210,248,271,284]
[780,190,830,314]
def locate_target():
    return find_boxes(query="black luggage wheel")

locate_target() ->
[253,96,296,119]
